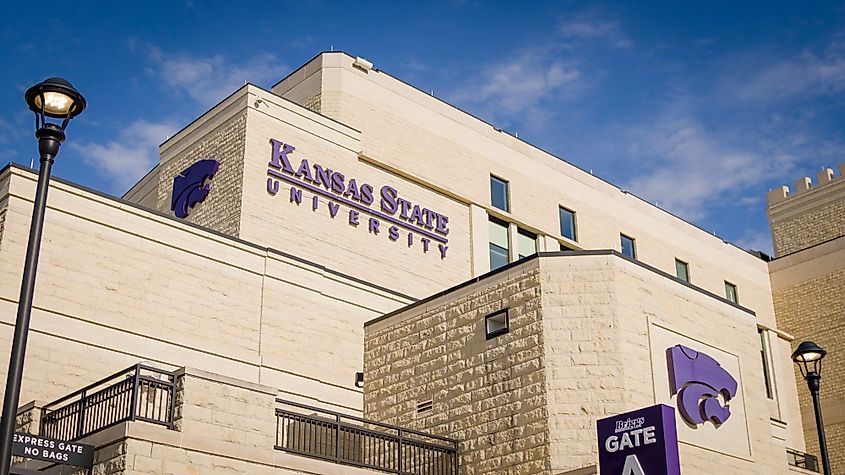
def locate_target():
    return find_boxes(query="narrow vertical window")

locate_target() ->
[517,228,537,259]
[675,259,690,282]
[620,234,636,259]
[489,216,509,270]
[759,329,774,399]
[559,207,576,241]
[490,175,510,212]
[725,281,738,304]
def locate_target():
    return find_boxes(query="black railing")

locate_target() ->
[787,448,819,472]
[275,399,458,475]
[40,364,175,441]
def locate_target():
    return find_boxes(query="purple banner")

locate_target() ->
[597,404,680,475]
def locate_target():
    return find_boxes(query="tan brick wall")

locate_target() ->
[156,111,247,236]
[769,165,845,472]
[772,264,845,473]
[767,168,845,257]
[364,262,549,475]
[770,198,845,256]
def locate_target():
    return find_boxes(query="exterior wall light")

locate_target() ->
[0,78,86,475]
[354,371,364,388]
[353,56,373,72]
[792,341,831,475]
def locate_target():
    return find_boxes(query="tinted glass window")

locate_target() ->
[490,176,509,212]
[559,207,576,241]
[489,217,509,270]
[675,259,690,282]
[725,282,738,303]
[620,234,636,258]
[517,228,537,259]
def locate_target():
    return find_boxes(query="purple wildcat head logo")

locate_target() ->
[667,345,737,426]
[171,159,219,218]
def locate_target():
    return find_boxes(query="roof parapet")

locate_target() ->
[767,162,845,206]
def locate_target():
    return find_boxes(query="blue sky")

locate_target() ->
[2,1,845,254]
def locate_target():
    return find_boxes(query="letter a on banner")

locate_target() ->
[622,454,646,475]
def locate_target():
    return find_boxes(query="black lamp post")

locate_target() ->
[791,341,831,475]
[0,78,85,475]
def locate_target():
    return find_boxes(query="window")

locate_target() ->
[490,175,510,212]
[620,234,636,259]
[485,308,509,339]
[489,217,509,270]
[725,281,738,304]
[759,329,774,399]
[675,259,690,282]
[559,207,576,241]
[517,228,537,259]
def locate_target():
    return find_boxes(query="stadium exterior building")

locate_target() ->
[0,52,821,474]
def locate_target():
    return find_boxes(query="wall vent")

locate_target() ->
[416,400,433,413]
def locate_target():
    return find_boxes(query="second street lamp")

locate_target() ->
[0,77,86,475]
[791,341,831,475]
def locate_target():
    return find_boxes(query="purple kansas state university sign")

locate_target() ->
[597,404,680,475]
[265,138,450,258]
[667,344,737,426]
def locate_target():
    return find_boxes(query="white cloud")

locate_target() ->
[621,114,801,222]
[733,229,774,255]
[146,47,288,108]
[736,44,845,101]
[70,119,178,192]
[0,117,21,145]
[558,14,633,49]
[448,52,581,129]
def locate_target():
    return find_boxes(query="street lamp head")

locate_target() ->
[24,77,86,132]
[792,341,826,378]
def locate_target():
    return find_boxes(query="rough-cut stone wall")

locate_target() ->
[770,197,845,256]
[365,262,548,475]
[156,112,247,237]
[773,267,845,474]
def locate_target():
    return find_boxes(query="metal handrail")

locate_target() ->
[275,398,458,475]
[39,364,176,441]
[276,398,457,445]
[787,448,819,472]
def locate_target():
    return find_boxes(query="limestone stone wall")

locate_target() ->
[237,86,473,298]
[273,52,780,335]
[271,57,323,114]
[14,367,388,475]
[365,253,808,474]
[122,165,159,210]
[156,103,247,237]
[0,164,412,415]
[770,236,845,474]
[767,164,845,256]
[541,253,796,473]
[364,260,549,475]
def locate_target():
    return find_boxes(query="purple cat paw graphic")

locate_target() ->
[667,345,737,426]
[171,159,220,218]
